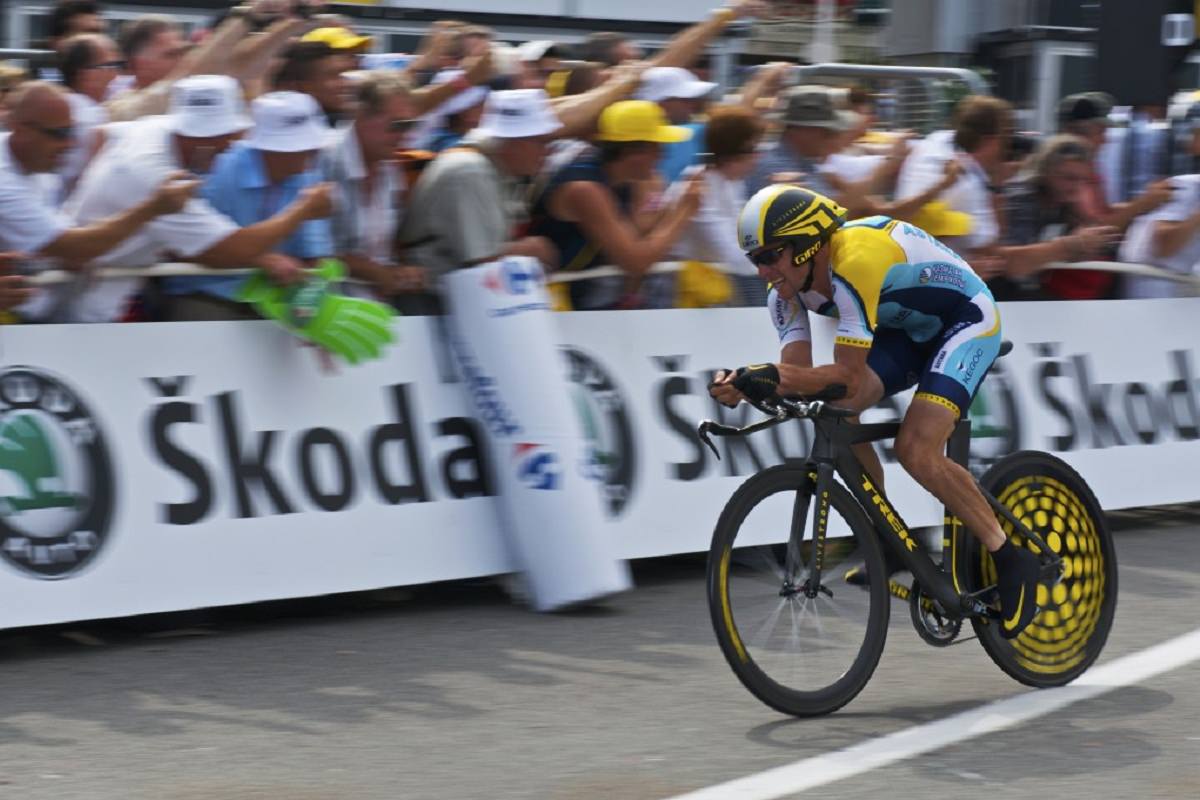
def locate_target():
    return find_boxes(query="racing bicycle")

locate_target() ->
[698,350,1117,717]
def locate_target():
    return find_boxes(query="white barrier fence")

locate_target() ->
[0,297,1198,629]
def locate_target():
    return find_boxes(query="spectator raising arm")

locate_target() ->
[228,14,320,97]
[652,0,768,71]
[1000,225,1120,280]
[32,173,198,265]
[194,182,333,268]
[411,48,492,116]
[0,254,34,311]
[1150,204,1200,258]
[1095,178,1173,232]
[549,0,766,140]
[548,170,703,278]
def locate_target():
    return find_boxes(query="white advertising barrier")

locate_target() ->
[0,298,1197,629]
[442,259,630,610]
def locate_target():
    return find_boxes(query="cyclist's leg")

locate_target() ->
[894,295,1039,636]
[895,397,1003,550]
[861,328,929,489]
[848,370,886,487]
[894,294,1004,550]
[843,332,922,586]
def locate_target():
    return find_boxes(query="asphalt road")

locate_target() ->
[1,507,1198,800]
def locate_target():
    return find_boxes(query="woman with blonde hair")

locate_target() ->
[671,104,768,305]
[0,63,29,130]
[995,134,1120,300]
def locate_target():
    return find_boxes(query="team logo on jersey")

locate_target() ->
[917,263,966,289]
[0,368,115,579]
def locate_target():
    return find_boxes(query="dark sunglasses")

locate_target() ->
[387,118,419,133]
[747,244,787,268]
[25,122,75,141]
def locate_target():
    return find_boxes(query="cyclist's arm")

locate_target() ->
[776,343,868,402]
[780,340,812,368]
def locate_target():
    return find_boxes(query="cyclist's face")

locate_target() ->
[750,243,811,294]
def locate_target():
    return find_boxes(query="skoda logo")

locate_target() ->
[0,368,115,579]
[562,348,635,517]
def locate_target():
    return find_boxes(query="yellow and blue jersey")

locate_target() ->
[767,216,1002,419]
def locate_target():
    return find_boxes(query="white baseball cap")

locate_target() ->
[246,91,330,153]
[636,67,717,103]
[517,40,561,62]
[431,69,490,116]
[169,75,252,138]
[474,89,562,139]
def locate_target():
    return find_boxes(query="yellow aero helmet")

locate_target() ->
[738,185,847,262]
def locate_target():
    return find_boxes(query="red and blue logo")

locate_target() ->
[482,258,542,296]
[512,443,561,490]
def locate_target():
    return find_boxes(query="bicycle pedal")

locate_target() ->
[1040,559,1065,585]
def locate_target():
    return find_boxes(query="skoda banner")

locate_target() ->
[443,258,630,610]
[0,298,1197,629]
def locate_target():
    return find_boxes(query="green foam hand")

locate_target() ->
[238,259,397,365]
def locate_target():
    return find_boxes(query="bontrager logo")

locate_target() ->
[0,368,115,579]
[860,474,917,551]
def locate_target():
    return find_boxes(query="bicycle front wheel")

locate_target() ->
[707,464,891,717]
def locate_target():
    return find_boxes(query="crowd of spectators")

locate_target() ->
[0,0,1197,327]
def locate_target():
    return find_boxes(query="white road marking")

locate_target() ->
[668,627,1200,800]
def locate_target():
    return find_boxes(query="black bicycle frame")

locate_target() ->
[806,414,1055,617]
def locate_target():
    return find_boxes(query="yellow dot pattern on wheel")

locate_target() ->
[982,474,1109,675]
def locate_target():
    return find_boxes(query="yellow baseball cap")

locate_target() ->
[594,101,691,144]
[301,27,373,53]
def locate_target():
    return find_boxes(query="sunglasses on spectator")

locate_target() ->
[747,245,788,267]
[387,118,419,133]
[24,121,75,141]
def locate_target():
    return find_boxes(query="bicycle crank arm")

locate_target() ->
[888,579,935,613]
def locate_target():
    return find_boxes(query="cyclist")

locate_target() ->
[708,184,1041,639]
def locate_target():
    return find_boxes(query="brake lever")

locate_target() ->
[696,419,738,460]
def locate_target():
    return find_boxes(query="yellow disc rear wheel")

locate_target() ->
[960,451,1117,687]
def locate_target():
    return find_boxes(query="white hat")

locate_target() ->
[473,89,562,139]
[246,91,330,153]
[169,75,252,138]
[517,40,561,62]
[431,69,490,116]
[635,67,717,103]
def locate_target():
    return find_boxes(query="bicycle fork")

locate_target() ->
[787,462,835,600]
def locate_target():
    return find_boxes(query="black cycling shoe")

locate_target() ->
[991,540,1042,639]
[843,548,904,588]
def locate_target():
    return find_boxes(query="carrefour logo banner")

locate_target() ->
[444,259,629,610]
[0,298,1196,629]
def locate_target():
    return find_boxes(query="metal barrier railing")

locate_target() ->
[794,63,990,135]
[23,260,1200,290]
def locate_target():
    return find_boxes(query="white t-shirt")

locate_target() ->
[823,151,884,185]
[0,134,71,320]
[669,169,756,276]
[61,117,238,322]
[1119,174,1200,299]
[59,92,109,200]
[0,133,70,253]
[895,130,998,254]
